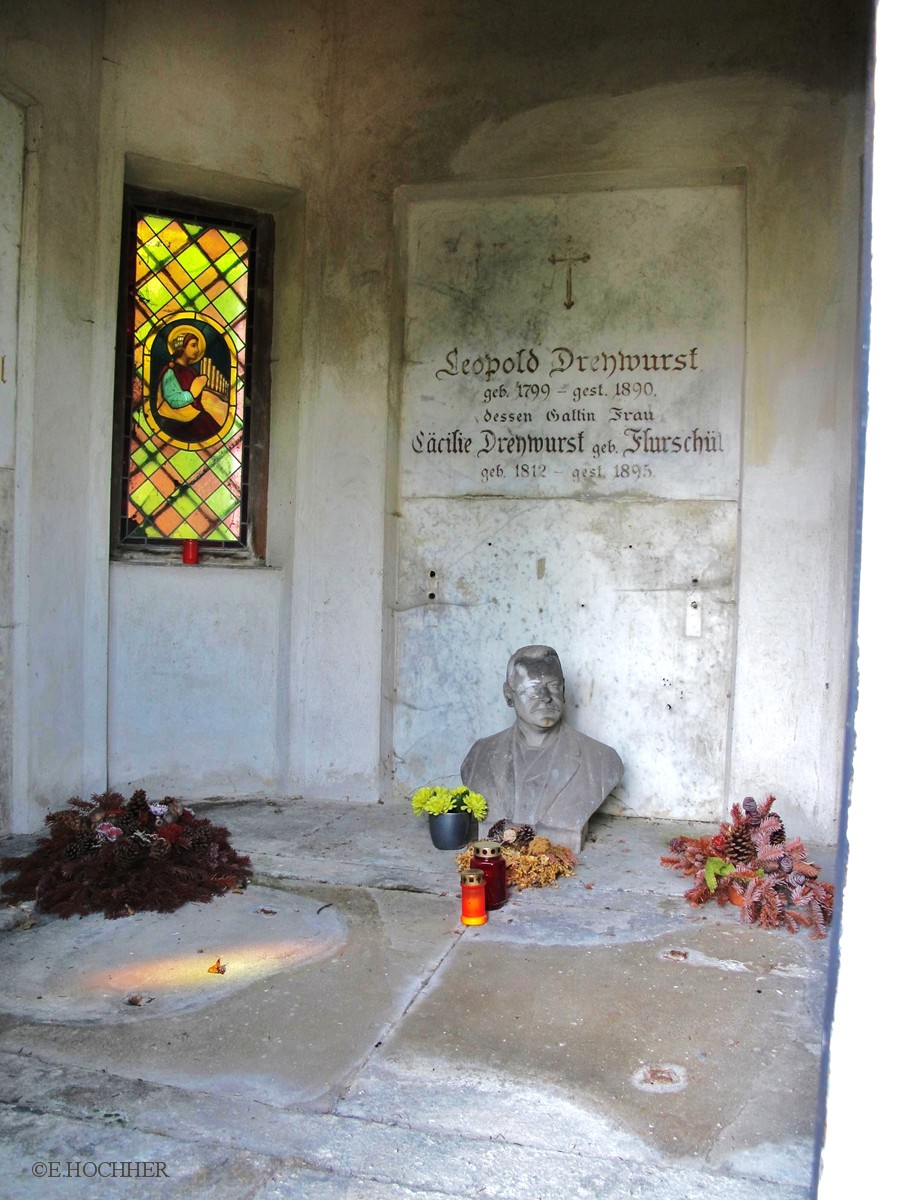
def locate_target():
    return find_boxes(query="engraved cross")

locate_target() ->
[548,247,590,310]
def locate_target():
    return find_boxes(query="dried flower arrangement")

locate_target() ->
[456,820,577,889]
[1,789,252,920]
[661,795,834,939]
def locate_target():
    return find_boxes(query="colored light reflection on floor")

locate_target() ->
[84,939,328,994]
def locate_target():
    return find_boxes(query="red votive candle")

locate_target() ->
[460,869,487,926]
[470,840,507,910]
[182,539,199,564]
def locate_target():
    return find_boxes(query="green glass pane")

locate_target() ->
[169,450,204,479]
[211,288,244,324]
[177,244,213,279]
[134,409,154,436]
[170,521,199,539]
[205,525,239,543]
[171,489,202,518]
[178,281,204,305]
[224,261,248,286]
[207,447,240,482]
[131,480,166,514]
[183,222,203,237]
[145,214,171,234]
[215,248,240,273]
[141,237,174,271]
[206,484,241,519]
[138,278,174,313]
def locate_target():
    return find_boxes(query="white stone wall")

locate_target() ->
[0,92,24,830]
[0,0,868,840]
[391,181,746,820]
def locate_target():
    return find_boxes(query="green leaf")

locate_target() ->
[704,856,735,892]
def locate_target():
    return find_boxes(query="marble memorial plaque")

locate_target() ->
[400,185,744,502]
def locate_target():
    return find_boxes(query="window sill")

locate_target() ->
[110,549,273,569]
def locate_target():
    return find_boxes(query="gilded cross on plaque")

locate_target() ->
[548,246,590,310]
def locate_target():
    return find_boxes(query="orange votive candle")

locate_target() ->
[460,868,487,926]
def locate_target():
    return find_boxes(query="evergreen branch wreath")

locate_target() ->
[1,790,252,920]
[661,795,834,939]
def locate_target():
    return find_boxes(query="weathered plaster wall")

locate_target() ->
[335,0,868,839]
[0,91,24,831]
[390,79,864,838]
[0,0,331,821]
[0,0,869,839]
[1,0,106,827]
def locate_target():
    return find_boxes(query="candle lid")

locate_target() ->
[472,840,502,859]
[460,869,485,885]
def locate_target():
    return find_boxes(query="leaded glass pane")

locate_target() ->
[117,197,260,548]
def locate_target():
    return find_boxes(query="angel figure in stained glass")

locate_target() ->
[151,324,231,447]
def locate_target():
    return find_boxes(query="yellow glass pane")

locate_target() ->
[196,265,219,291]
[158,221,190,253]
[163,260,191,291]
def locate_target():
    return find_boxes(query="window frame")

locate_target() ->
[110,186,274,561]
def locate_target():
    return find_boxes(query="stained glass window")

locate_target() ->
[113,189,272,554]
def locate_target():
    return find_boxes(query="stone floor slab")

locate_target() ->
[0,800,834,1198]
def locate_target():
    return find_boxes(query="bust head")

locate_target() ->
[503,645,566,743]
[460,642,623,850]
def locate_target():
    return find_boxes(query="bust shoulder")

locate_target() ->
[559,723,623,786]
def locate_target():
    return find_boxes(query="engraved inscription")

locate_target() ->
[401,188,744,502]
[407,341,728,494]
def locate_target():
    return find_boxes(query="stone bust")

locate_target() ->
[460,645,623,852]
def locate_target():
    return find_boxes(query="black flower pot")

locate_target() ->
[428,811,472,850]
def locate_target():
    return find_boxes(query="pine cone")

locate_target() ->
[114,838,141,864]
[723,825,755,863]
[511,824,535,847]
[487,819,508,843]
[188,824,212,847]
[47,810,83,832]
[769,813,786,844]
[742,797,761,827]
[65,831,95,860]
[487,819,536,848]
